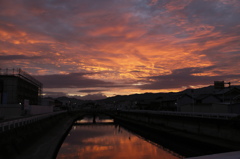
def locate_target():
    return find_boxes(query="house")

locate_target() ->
[196,94,222,104]
[215,87,240,103]
[180,86,240,113]
[160,93,193,111]
[232,95,240,104]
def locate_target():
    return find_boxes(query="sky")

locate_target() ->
[0,0,240,100]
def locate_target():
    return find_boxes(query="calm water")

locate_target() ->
[56,116,182,159]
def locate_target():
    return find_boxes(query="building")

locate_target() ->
[180,83,240,114]
[0,68,42,105]
[160,93,193,111]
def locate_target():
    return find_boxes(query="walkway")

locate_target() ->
[187,151,240,159]
[0,111,66,133]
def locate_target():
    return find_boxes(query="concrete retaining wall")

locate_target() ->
[0,111,79,159]
[29,105,53,115]
[0,105,22,119]
[0,104,54,119]
[115,111,240,142]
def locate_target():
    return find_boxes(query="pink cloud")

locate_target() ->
[0,0,240,97]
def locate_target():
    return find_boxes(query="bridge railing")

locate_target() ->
[120,110,239,120]
[0,111,67,133]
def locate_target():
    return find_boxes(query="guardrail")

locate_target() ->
[120,110,239,120]
[0,111,67,133]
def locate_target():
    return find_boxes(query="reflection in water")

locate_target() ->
[56,116,182,159]
[75,115,114,124]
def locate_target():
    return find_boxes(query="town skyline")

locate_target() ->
[1,0,240,100]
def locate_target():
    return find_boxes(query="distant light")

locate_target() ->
[19,103,22,105]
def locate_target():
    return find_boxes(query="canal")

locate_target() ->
[56,114,235,159]
[56,115,183,159]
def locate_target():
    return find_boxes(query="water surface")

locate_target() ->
[56,116,182,159]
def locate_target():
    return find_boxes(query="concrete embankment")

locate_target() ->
[0,111,83,159]
[113,110,240,142]
[112,111,240,157]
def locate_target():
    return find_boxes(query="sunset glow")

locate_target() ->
[57,124,181,159]
[1,0,240,99]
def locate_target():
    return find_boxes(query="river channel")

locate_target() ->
[56,115,183,159]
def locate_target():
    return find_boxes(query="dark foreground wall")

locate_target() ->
[0,111,83,159]
[112,111,240,149]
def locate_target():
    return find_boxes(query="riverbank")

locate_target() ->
[114,115,240,157]
[0,112,83,159]
[1,111,239,158]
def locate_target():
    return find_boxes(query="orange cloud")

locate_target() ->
[1,0,240,97]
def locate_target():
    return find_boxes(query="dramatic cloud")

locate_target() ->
[0,55,44,60]
[34,73,114,88]
[139,67,240,90]
[1,0,240,98]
